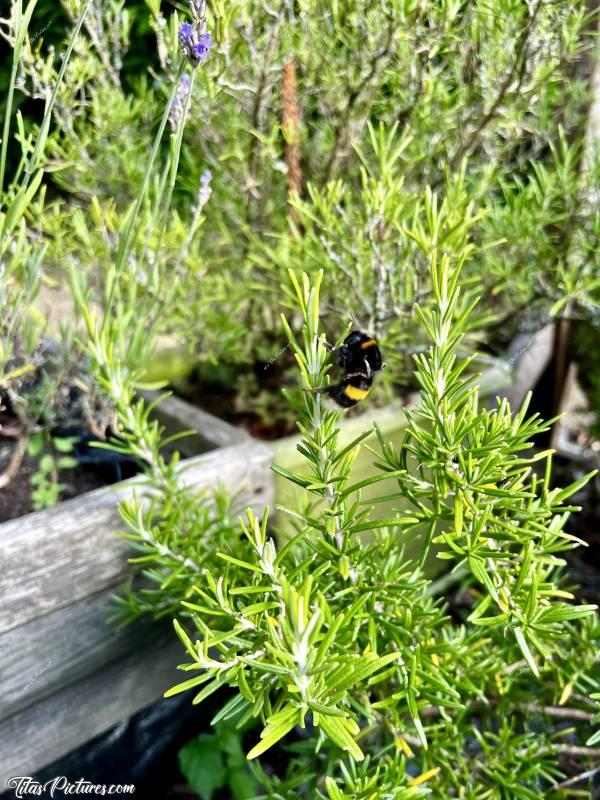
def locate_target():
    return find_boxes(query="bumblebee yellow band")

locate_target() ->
[343,385,370,400]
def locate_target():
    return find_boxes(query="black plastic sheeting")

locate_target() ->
[3,692,600,799]
[53,425,142,483]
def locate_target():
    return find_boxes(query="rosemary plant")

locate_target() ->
[146,259,599,797]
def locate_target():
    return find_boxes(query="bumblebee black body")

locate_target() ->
[332,330,383,374]
[315,330,383,408]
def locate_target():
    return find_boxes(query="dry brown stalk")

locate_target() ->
[282,58,302,217]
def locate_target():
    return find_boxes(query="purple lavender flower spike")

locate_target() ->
[192,170,212,216]
[178,3,213,67]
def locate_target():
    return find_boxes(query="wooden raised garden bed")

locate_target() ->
[0,396,273,784]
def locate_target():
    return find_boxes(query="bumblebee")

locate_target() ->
[314,330,384,408]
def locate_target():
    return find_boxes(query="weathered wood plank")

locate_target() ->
[0,440,274,634]
[0,635,187,786]
[494,324,554,412]
[0,587,172,721]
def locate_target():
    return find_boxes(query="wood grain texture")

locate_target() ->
[497,324,554,412]
[0,439,274,634]
[0,587,171,721]
[0,634,185,786]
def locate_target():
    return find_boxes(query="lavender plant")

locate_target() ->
[0,0,213,506]
[38,0,231,384]
[0,0,112,506]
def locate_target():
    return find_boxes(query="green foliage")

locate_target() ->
[0,0,112,506]
[373,255,599,674]
[587,692,600,746]
[2,2,600,796]
[27,432,77,510]
[179,734,226,800]
[8,0,597,426]
[112,482,245,623]
[178,718,258,800]
[1,0,208,505]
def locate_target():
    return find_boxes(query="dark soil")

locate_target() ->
[172,358,412,442]
[0,431,145,523]
[0,443,111,522]
[181,378,298,441]
[0,409,142,522]
[554,455,600,606]
[171,359,299,441]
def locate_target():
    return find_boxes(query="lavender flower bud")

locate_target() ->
[194,170,212,215]
[169,73,192,131]
[190,0,207,20]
